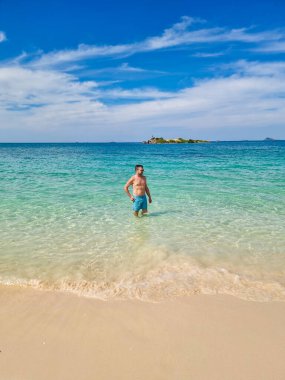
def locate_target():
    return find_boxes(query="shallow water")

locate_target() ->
[0,141,285,301]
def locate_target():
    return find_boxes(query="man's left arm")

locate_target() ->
[145,184,152,203]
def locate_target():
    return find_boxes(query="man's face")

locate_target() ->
[136,167,144,175]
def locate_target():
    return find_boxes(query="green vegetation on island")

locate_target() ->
[143,136,209,144]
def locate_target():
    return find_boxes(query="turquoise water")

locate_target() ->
[0,141,285,301]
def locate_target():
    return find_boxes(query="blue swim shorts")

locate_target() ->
[132,195,148,212]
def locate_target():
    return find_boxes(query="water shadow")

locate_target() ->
[147,210,179,217]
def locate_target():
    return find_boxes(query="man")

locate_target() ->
[124,164,152,216]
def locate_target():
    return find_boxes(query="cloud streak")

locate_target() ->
[253,41,285,53]
[0,31,7,42]
[192,51,226,58]
[12,17,285,70]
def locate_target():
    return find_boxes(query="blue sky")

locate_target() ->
[1,0,285,141]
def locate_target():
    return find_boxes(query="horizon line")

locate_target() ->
[0,139,284,144]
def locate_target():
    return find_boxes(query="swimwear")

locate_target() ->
[132,194,147,212]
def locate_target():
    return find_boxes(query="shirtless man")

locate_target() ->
[124,164,152,216]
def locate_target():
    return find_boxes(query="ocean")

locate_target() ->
[0,141,284,301]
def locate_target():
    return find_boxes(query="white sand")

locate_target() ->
[1,285,285,380]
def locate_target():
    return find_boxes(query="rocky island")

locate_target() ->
[143,137,209,144]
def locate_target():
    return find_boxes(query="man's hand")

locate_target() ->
[145,185,152,204]
[130,196,135,202]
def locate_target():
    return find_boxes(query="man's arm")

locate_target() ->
[124,177,135,201]
[145,184,152,203]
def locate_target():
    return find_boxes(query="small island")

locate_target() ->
[143,136,209,144]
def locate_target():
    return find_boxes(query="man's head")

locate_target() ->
[135,164,144,175]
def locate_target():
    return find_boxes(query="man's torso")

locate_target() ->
[132,175,146,196]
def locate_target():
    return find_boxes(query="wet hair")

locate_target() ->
[135,164,144,171]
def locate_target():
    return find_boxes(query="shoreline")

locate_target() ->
[1,260,285,302]
[1,285,285,380]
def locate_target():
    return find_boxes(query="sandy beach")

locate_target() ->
[1,286,285,380]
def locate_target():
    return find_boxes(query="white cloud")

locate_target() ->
[253,41,285,53]
[0,66,102,109]
[23,18,200,68]
[26,43,134,69]
[108,75,285,127]
[1,17,285,140]
[80,62,165,76]
[219,28,284,43]
[117,62,158,73]
[192,51,225,58]
[1,60,285,140]
[11,17,284,69]
[219,60,285,79]
[0,66,172,109]
[0,31,7,42]
[100,87,174,100]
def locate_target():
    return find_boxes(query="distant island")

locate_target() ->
[143,137,209,144]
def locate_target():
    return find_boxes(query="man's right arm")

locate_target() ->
[124,177,135,201]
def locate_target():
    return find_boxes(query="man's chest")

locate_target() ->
[133,178,146,187]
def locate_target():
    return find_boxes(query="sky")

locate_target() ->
[1,0,285,142]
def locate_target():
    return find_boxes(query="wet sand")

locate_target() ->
[1,285,285,380]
